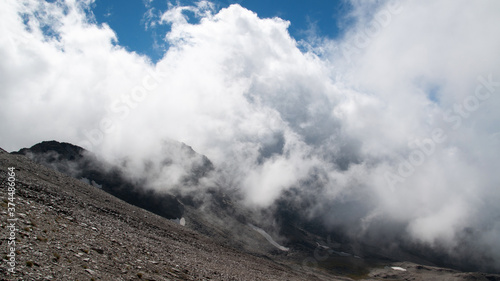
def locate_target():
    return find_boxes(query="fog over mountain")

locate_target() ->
[1,0,500,273]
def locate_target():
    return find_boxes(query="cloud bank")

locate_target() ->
[1,0,500,272]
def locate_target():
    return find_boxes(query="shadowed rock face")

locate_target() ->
[12,140,185,220]
[14,141,85,162]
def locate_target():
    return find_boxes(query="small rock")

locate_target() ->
[85,269,95,275]
[92,248,104,254]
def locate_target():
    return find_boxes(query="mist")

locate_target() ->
[1,0,500,272]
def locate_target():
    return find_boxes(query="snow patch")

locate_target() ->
[171,217,186,226]
[248,224,289,251]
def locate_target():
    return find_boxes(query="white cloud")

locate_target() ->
[0,0,150,150]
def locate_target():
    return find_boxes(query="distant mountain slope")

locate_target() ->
[10,141,293,256]
[12,140,185,220]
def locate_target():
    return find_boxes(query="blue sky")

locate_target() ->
[91,0,352,62]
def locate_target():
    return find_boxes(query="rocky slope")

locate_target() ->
[2,143,500,280]
[0,146,340,280]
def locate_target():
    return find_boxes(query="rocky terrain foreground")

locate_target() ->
[0,147,340,280]
[1,147,500,281]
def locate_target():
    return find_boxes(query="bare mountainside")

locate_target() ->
[0,146,343,280]
[1,145,500,281]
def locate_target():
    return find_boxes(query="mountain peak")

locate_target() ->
[12,140,86,161]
